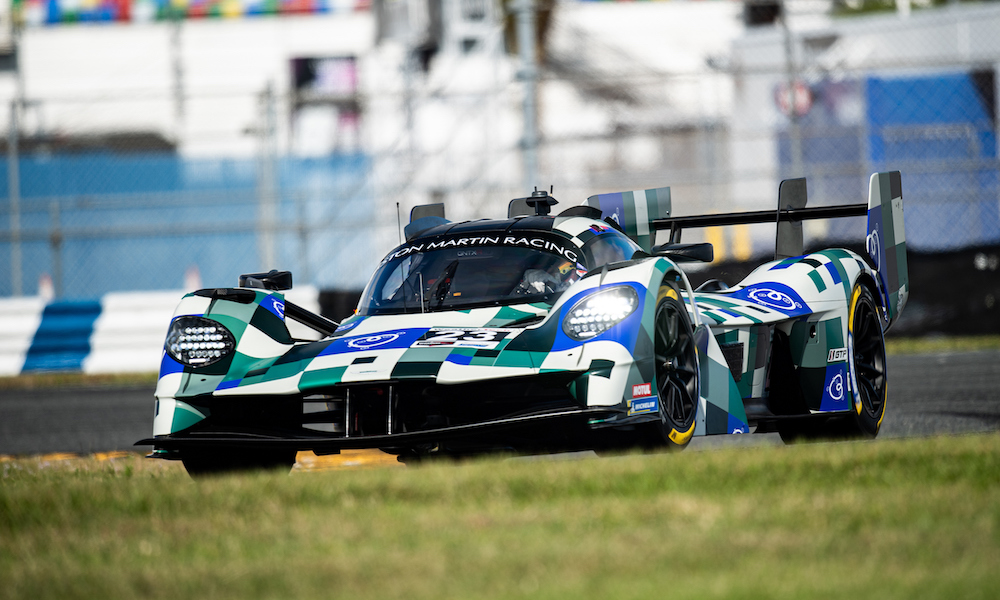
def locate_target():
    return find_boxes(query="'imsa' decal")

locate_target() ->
[411,328,518,349]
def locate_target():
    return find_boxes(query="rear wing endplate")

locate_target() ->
[585,187,672,253]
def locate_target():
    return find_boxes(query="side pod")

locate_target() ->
[865,171,909,329]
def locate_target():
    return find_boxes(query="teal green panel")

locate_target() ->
[170,401,207,433]
[493,350,535,368]
[817,248,852,260]
[735,367,752,399]
[729,310,763,324]
[696,296,743,309]
[587,359,615,379]
[726,375,748,424]
[300,366,347,389]
[178,373,225,397]
[257,361,306,383]
[228,353,278,381]
[400,347,452,363]
[715,330,739,344]
[807,270,827,293]
[485,306,535,327]
[449,347,478,358]
[822,252,852,298]
[249,304,292,344]
[789,320,830,369]
[706,357,734,409]
[823,317,844,351]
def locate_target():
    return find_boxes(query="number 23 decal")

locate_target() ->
[411,328,516,349]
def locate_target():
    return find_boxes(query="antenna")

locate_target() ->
[396,202,402,245]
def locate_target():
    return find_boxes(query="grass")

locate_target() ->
[0,371,157,391]
[2,433,999,600]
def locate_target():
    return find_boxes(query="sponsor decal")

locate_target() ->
[866,227,881,271]
[632,383,652,398]
[730,282,811,316]
[819,363,851,411]
[827,372,845,402]
[335,319,362,334]
[828,347,848,362]
[263,295,285,320]
[411,328,516,349]
[347,333,403,350]
[747,287,800,311]
[628,396,658,416]
[384,236,578,264]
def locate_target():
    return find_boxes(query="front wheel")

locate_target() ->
[645,283,699,450]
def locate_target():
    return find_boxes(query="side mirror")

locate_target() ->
[650,242,714,263]
[239,269,293,291]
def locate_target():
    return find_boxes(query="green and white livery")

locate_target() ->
[140,174,908,474]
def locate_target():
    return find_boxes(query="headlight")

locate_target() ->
[165,316,235,367]
[562,286,639,341]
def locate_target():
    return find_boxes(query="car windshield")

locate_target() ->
[359,235,587,315]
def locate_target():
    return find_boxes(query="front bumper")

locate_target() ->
[137,405,616,454]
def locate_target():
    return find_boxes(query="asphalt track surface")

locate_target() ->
[1,349,998,457]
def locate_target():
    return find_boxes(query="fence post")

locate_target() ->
[257,82,278,270]
[516,0,538,191]
[49,201,62,299]
[7,99,22,297]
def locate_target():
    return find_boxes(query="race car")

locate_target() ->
[138,171,908,475]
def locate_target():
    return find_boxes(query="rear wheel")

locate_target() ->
[777,284,886,443]
[181,448,298,477]
[846,284,887,437]
[646,283,699,450]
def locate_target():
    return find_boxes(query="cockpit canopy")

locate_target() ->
[358,225,641,315]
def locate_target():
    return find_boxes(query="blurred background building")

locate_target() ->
[0,0,998,301]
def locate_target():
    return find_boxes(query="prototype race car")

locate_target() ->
[138,171,908,474]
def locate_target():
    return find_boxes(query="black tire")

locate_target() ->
[181,448,298,477]
[846,284,887,437]
[778,284,887,444]
[646,283,700,450]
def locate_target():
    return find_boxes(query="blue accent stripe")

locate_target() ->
[22,300,102,371]
[445,353,473,366]
[769,257,800,270]
[824,261,842,285]
[216,379,242,391]
[159,352,185,377]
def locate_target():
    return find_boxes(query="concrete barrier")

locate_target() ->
[0,286,321,376]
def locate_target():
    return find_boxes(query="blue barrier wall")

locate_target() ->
[0,153,372,298]
[22,300,103,371]
[778,70,999,251]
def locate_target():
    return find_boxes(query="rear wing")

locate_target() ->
[599,171,907,328]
